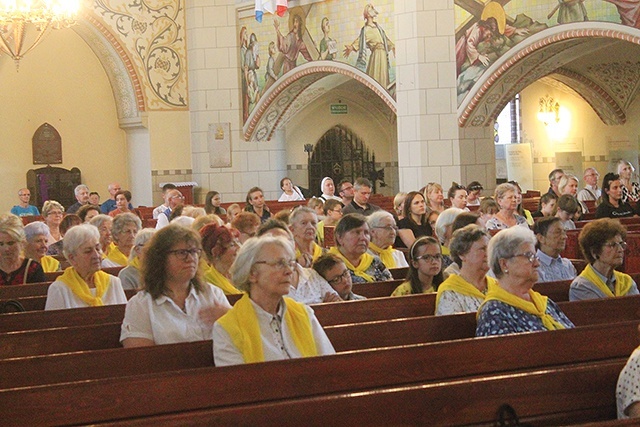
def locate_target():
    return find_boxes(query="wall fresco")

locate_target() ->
[239,0,395,124]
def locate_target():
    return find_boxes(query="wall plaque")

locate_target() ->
[32,123,62,165]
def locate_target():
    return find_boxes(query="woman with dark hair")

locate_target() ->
[329,213,392,283]
[120,224,231,347]
[397,191,432,248]
[77,204,101,223]
[596,173,636,219]
[204,191,227,216]
[278,177,305,202]
[570,218,638,301]
[244,187,271,223]
[200,223,243,295]
[392,236,443,296]
[448,182,468,210]
[109,190,142,219]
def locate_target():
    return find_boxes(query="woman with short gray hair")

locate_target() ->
[45,224,126,310]
[213,235,335,366]
[118,228,156,290]
[0,213,46,285]
[289,206,324,268]
[485,183,529,230]
[367,210,408,269]
[23,222,60,272]
[476,227,574,336]
[102,213,141,267]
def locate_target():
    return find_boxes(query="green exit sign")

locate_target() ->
[331,104,347,115]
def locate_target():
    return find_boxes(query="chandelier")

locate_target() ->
[0,0,80,69]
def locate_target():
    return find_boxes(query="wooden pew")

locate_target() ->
[0,320,635,426]
[351,279,402,298]
[43,266,124,282]
[389,267,408,280]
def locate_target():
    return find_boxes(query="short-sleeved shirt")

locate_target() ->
[45,275,127,310]
[476,298,575,336]
[595,201,636,219]
[10,205,40,216]
[536,250,577,283]
[485,214,529,230]
[617,346,640,419]
[396,217,432,248]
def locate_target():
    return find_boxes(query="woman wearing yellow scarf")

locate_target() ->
[118,228,155,290]
[570,218,639,301]
[436,225,494,315]
[213,235,335,366]
[366,211,408,270]
[101,213,141,268]
[199,223,242,295]
[45,225,127,310]
[290,207,325,268]
[23,222,60,273]
[329,214,392,284]
[476,226,574,336]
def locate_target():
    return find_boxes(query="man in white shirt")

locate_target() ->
[577,167,601,212]
[155,189,184,229]
[152,183,177,219]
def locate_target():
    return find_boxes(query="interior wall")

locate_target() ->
[0,29,127,212]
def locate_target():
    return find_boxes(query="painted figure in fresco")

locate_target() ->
[244,33,261,116]
[318,17,337,60]
[549,0,588,23]
[343,4,395,89]
[605,0,640,28]
[240,27,250,122]
[273,13,312,75]
[263,41,278,94]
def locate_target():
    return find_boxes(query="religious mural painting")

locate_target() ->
[239,1,396,124]
[455,0,640,106]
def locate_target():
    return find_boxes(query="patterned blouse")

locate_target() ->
[349,257,393,284]
[485,214,529,231]
[476,299,574,336]
[622,181,640,204]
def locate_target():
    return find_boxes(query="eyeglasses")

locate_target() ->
[48,211,63,216]
[327,269,350,285]
[510,252,539,263]
[603,241,627,250]
[414,253,442,262]
[168,248,202,261]
[374,225,398,232]
[331,208,343,214]
[171,195,185,200]
[0,240,18,248]
[255,259,297,271]
[340,185,353,192]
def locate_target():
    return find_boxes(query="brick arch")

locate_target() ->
[243,61,396,142]
[458,23,640,128]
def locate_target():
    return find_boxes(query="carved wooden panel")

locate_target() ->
[32,123,62,165]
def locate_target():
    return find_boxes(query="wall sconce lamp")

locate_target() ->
[538,95,560,125]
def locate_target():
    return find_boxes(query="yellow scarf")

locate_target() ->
[368,242,396,269]
[441,245,450,256]
[39,255,60,273]
[203,262,243,295]
[102,242,116,259]
[129,255,140,269]
[295,243,324,262]
[328,247,375,282]
[216,294,317,363]
[56,267,111,307]
[106,245,129,266]
[479,283,566,331]
[578,264,634,297]
[436,274,496,311]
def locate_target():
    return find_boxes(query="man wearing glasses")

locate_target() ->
[11,188,40,217]
[155,189,185,229]
[577,167,601,211]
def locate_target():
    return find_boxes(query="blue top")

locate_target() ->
[476,299,574,336]
[101,199,133,214]
[10,205,40,216]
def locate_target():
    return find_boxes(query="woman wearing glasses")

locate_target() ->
[570,218,638,301]
[485,183,529,230]
[213,235,335,366]
[366,211,408,269]
[476,226,574,336]
[42,200,65,247]
[120,224,231,347]
[392,236,443,296]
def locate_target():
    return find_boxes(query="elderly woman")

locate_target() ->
[424,182,445,213]
[278,177,305,202]
[118,228,155,290]
[102,213,142,267]
[204,191,226,216]
[77,204,101,223]
[434,207,464,268]
[476,227,575,336]
[329,214,392,283]
[44,224,127,310]
[596,173,636,219]
[617,346,640,419]
[90,214,114,256]
[485,183,529,230]
[46,214,82,256]
[42,200,65,246]
[397,191,432,248]
[109,190,142,218]
[199,223,243,295]
[317,199,343,246]
[617,160,640,203]
[533,217,577,283]
[570,218,638,301]
[436,225,495,315]
[213,235,336,366]
[23,222,60,273]
[232,211,262,243]
[120,224,232,347]
[313,254,365,301]
[367,210,408,269]
[289,207,325,268]
[319,177,341,202]
[448,182,468,211]
[0,214,46,285]
[392,236,443,296]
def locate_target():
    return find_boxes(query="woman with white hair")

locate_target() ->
[90,215,114,257]
[617,160,640,203]
[0,214,46,285]
[434,207,464,269]
[102,213,142,267]
[289,206,325,268]
[45,224,127,310]
[118,228,156,290]
[485,183,529,230]
[23,222,60,272]
[318,177,341,202]
[213,235,335,366]
[367,210,408,269]
[476,227,574,336]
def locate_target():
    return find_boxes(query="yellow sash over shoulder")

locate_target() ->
[216,294,317,363]
[479,284,566,331]
[105,245,128,266]
[368,242,396,269]
[436,274,495,311]
[295,243,324,263]
[203,263,243,295]
[102,242,116,259]
[328,247,375,282]
[40,255,60,273]
[129,255,140,270]
[56,267,111,307]
[579,264,634,297]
